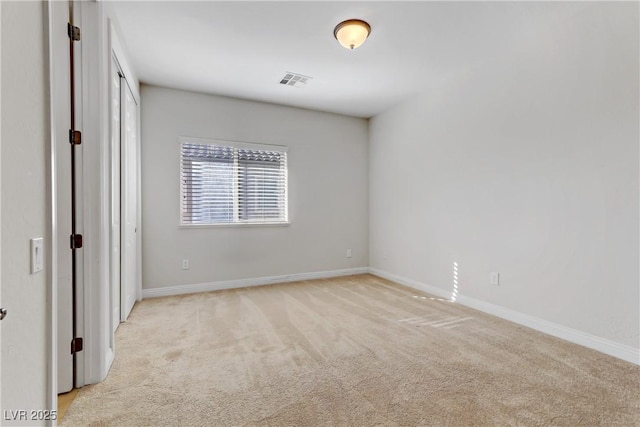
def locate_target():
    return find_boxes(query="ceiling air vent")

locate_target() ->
[279,72,312,88]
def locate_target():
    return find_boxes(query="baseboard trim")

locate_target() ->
[369,268,453,300]
[142,267,369,299]
[369,268,640,365]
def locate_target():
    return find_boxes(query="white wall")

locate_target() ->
[1,1,51,422]
[369,2,639,353]
[141,85,368,292]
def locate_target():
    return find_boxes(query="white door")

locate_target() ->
[1,2,3,416]
[120,80,138,321]
[0,3,2,398]
[110,57,122,332]
[53,0,74,394]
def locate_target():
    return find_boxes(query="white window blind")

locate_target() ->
[180,139,288,225]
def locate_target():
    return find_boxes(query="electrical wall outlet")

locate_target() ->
[182,259,190,270]
[346,249,352,258]
[490,272,500,286]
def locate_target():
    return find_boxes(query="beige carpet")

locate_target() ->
[62,274,639,426]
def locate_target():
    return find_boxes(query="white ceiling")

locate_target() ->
[109,1,586,118]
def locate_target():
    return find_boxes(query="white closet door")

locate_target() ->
[120,80,138,321]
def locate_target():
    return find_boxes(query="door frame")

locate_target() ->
[46,0,58,411]
[110,53,122,334]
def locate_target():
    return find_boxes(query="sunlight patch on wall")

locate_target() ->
[451,261,459,302]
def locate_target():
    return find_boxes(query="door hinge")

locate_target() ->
[70,234,83,249]
[68,23,80,41]
[69,129,81,145]
[71,337,83,354]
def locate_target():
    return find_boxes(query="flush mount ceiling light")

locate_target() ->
[333,19,371,50]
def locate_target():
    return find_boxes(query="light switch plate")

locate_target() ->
[490,272,500,286]
[31,237,44,274]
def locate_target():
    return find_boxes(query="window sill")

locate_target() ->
[179,222,291,229]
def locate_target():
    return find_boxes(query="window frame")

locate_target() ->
[179,136,289,228]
